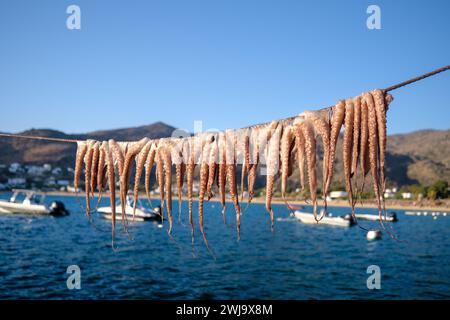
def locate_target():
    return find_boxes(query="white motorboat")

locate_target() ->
[96,195,161,222]
[355,212,398,222]
[293,211,354,227]
[0,189,69,216]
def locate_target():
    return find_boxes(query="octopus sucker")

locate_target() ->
[162,143,173,234]
[121,138,148,197]
[265,122,282,228]
[94,141,107,210]
[373,90,397,235]
[227,164,240,239]
[326,100,346,196]
[186,137,197,243]
[109,139,128,232]
[359,98,370,184]
[83,140,96,221]
[109,140,125,175]
[207,134,218,201]
[372,89,392,194]
[132,140,152,219]
[363,92,386,228]
[246,164,257,205]
[74,141,88,191]
[90,142,100,198]
[299,120,318,221]
[175,163,185,222]
[198,137,211,248]
[343,99,357,221]
[293,121,306,191]
[240,132,250,202]
[246,126,261,206]
[304,110,331,209]
[217,132,227,222]
[186,162,195,243]
[225,130,241,240]
[155,146,165,222]
[171,139,185,223]
[103,142,117,247]
[351,96,362,180]
[119,138,148,231]
[280,124,295,206]
[144,141,158,208]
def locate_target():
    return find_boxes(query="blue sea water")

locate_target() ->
[0,194,449,300]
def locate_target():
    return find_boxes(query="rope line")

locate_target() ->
[0,132,79,143]
[0,64,448,144]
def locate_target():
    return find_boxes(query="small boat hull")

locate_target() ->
[355,213,397,222]
[0,200,49,215]
[96,205,161,222]
[293,211,353,227]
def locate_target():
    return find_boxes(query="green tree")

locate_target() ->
[431,180,449,199]
[427,188,437,201]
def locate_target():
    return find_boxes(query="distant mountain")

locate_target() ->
[0,122,176,169]
[0,123,448,187]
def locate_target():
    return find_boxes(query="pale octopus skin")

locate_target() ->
[225,129,241,240]
[75,89,395,247]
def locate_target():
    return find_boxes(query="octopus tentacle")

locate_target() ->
[103,142,117,248]
[304,110,330,213]
[280,124,295,207]
[326,100,346,196]
[363,92,389,232]
[144,141,158,209]
[265,122,281,228]
[207,134,218,201]
[94,141,107,211]
[246,126,260,207]
[162,143,173,234]
[171,139,185,223]
[343,99,360,224]
[132,140,152,219]
[372,89,391,194]
[175,163,183,222]
[83,140,96,222]
[351,96,362,180]
[298,120,318,221]
[199,134,212,249]
[359,97,370,194]
[186,137,196,243]
[74,141,88,191]
[217,132,227,223]
[240,131,250,202]
[225,129,241,240]
[90,142,100,198]
[119,138,148,233]
[155,145,165,222]
[186,162,195,244]
[293,121,306,191]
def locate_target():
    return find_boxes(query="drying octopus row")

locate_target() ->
[73,89,394,248]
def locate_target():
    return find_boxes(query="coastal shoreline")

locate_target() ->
[3,191,448,212]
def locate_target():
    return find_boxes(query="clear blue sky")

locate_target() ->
[1,0,449,135]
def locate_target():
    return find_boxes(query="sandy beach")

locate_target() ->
[25,191,450,213]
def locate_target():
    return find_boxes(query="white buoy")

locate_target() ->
[367,230,382,241]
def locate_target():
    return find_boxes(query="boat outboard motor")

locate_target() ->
[388,212,398,222]
[153,206,163,221]
[343,213,356,226]
[49,201,69,216]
